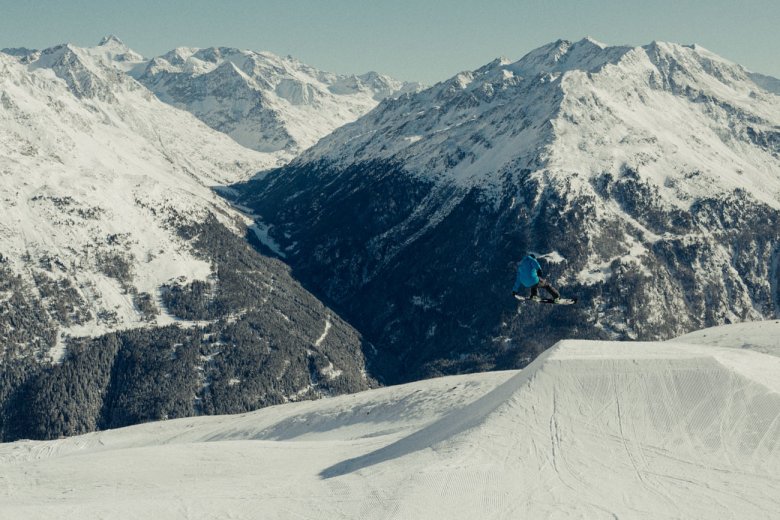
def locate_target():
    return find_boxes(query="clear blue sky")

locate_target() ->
[1,0,777,84]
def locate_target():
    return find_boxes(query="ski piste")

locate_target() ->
[514,294,577,305]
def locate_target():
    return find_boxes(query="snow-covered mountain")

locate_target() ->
[1,40,276,345]
[236,38,780,382]
[132,45,421,154]
[302,38,779,199]
[2,321,778,519]
[0,39,372,440]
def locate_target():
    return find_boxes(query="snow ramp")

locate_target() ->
[317,340,780,519]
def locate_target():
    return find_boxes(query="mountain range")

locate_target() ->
[131,40,421,155]
[236,37,780,383]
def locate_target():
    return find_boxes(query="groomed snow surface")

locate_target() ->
[2,322,779,519]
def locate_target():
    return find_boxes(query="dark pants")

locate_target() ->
[531,278,560,299]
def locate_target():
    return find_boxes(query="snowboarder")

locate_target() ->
[512,253,560,302]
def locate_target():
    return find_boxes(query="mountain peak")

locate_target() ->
[578,36,607,48]
[474,56,512,74]
[508,37,632,77]
[98,35,126,48]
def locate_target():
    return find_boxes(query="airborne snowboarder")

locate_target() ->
[511,253,563,303]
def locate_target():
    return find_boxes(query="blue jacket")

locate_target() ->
[513,255,541,291]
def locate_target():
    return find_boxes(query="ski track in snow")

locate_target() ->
[1,322,779,519]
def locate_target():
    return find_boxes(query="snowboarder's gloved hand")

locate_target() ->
[537,269,543,278]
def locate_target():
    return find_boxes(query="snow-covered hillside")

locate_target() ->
[2,322,778,519]
[133,45,421,154]
[0,42,282,351]
[237,38,780,382]
[0,38,373,431]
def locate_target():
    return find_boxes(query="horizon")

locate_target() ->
[0,0,778,84]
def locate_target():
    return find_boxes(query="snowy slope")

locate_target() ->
[134,46,421,154]
[672,319,780,356]
[2,323,778,519]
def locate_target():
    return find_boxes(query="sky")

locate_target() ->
[1,0,778,84]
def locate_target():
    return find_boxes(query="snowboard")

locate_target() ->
[514,294,577,305]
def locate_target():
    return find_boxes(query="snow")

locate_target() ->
[84,35,146,73]
[672,319,780,357]
[574,229,651,286]
[2,322,778,519]
[319,362,342,380]
[231,201,287,258]
[248,220,287,258]
[538,250,565,263]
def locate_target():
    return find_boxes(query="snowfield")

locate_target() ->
[1,321,778,519]
[672,320,780,358]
